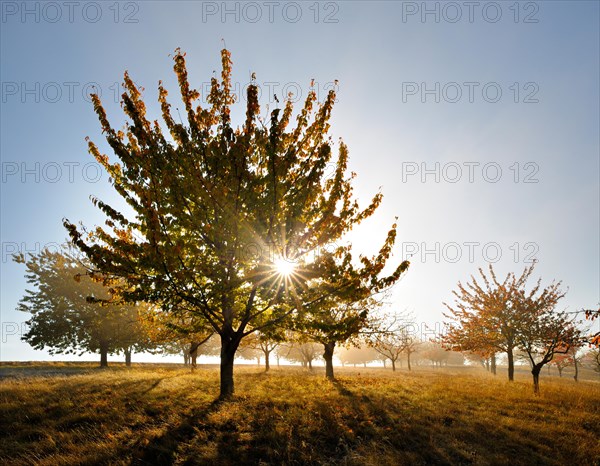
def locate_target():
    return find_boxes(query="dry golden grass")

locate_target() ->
[0,364,598,465]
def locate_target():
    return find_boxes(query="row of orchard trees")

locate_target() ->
[16,248,416,374]
[441,264,597,394]
[15,250,152,367]
[17,248,597,396]
[19,47,410,399]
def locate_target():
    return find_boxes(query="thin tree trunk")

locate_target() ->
[557,367,563,377]
[485,358,490,372]
[490,353,496,375]
[532,366,541,395]
[125,348,132,367]
[183,352,190,366]
[507,347,515,381]
[382,359,386,368]
[323,342,335,380]
[391,359,396,372]
[100,340,109,367]
[190,342,198,371]
[407,352,412,371]
[308,359,313,370]
[573,358,579,382]
[264,350,270,372]
[276,355,280,367]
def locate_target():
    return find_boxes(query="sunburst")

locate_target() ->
[274,256,296,277]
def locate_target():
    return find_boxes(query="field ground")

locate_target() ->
[1,363,599,465]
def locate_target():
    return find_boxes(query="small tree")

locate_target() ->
[338,345,378,368]
[551,353,572,377]
[367,317,416,371]
[513,282,581,394]
[297,237,409,379]
[238,330,283,372]
[280,336,321,369]
[140,305,214,370]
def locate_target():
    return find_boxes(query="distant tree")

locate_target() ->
[296,238,409,379]
[370,333,404,371]
[367,318,417,371]
[279,336,321,369]
[337,345,378,368]
[551,353,572,377]
[443,264,563,382]
[63,47,401,398]
[237,341,262,366]
[584,348,600,375]
[238,329,284,372]
[569,345,586,382]
[15,250,151,367]
[419,342,451,367]
[140,305,214,370]
[403,335,420,371]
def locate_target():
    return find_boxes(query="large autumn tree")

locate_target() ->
[15,250,151,367]
[64,48,401,398]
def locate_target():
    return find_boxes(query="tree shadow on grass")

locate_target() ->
[331,378,562,466]
[132,397,224,465]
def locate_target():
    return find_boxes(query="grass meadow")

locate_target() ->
[1,363,599,465]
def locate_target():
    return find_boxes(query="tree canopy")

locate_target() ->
[63,48,406,397]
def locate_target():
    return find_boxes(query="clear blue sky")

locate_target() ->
[1,1,598,362]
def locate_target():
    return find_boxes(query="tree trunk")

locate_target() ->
[507,347,515,381]
[407,352,412,371]
[323,342,335,380]
[363,362,367,368]
[220,332,241,399]
[490,353,496,375]
[125,348,132,367]
[256,356,261,366]
[308,359,313,370]
[532,365,542,395]
[557,366,563,377]
[391,359,396,372]
[99,340,109,367]
[190,342,198,371]
[382,359,386,368]
[276,355,280,367]
[183,352,190,366]
[573,358,579,382]
[485,358,490,372]
[264,351,270,372]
